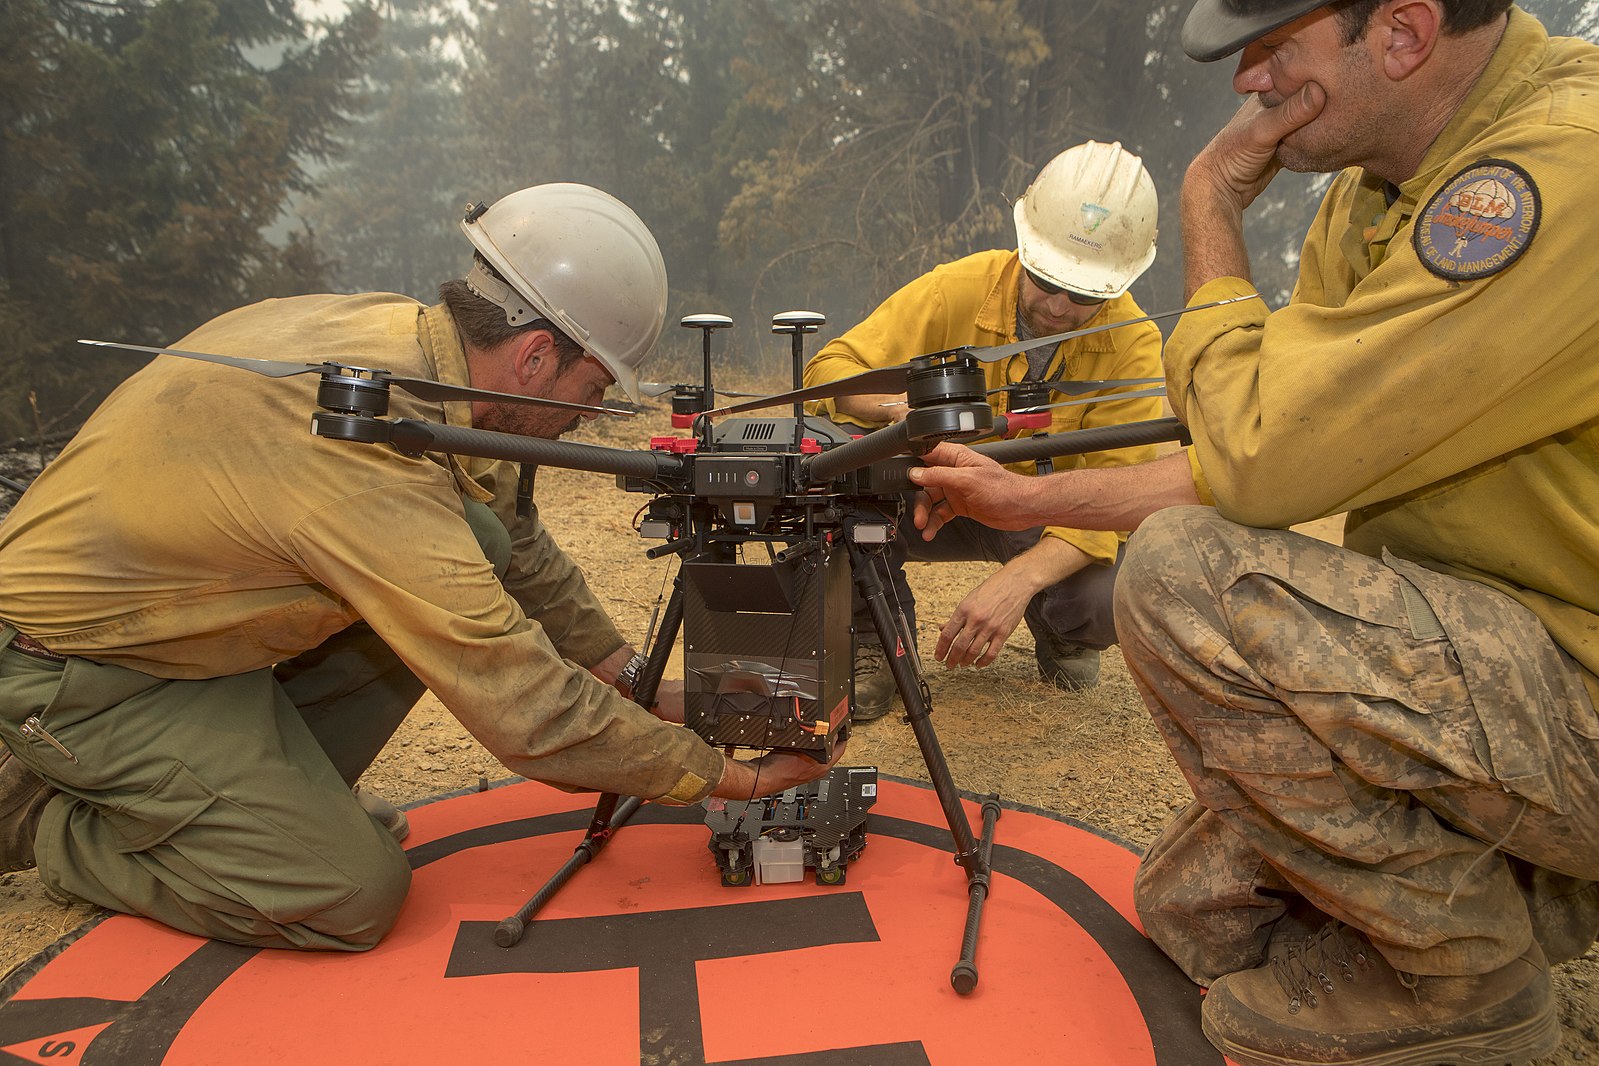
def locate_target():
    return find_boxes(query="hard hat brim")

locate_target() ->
[1181,0,1329,62]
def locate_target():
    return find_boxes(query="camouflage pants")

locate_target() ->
[1116,507,1599,984]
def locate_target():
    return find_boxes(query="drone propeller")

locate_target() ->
[705,293,1258,418]
[79,339,324,379]
[987,376,1164,400]
[78,339,635,418]
[638,381,764,400]
[1008,385,1168,415]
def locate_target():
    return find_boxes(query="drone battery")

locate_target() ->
[683,547,852,760]
[751,837,806,885]
[693,454,786,499]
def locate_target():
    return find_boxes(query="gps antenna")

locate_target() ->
[771,311,826,452]
[680,313,733,444]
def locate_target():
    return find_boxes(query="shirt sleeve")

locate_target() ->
[1163,128,1599,529]
[804,273,957,427]
[471,457,629,669]
[287,479,722,805]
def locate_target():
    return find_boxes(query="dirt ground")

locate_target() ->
[0,402,1595,1063]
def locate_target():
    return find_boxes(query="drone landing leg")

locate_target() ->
[494,793,643,947]
[846,540,1001,995]
[494,575,689,948]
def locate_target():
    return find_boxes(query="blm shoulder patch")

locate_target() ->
[1413,159,1540,281]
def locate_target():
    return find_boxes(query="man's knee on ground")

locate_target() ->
[306,840,412,951]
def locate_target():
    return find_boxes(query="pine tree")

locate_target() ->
[0,0,377,438]
[305,0,467,299]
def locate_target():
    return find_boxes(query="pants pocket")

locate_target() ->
[105,760,218,853]
[103,759,364,926]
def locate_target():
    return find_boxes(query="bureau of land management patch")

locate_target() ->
[1414,159,1540,281]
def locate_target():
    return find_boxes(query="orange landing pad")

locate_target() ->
[0,777,1221,1065]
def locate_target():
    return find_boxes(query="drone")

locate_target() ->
[80,289,1251,995]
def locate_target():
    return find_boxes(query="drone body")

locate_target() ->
[622,411,893,886]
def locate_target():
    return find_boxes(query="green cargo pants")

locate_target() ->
[1117,507,1599,985]
[0,499,512,950]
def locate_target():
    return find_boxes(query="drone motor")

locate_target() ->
[902,353,994,447]
[309,365,401,444]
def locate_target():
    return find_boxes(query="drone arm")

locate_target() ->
[801,421,917,485]
[384,419,683,480]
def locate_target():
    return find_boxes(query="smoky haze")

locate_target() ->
[1,0,1595,434]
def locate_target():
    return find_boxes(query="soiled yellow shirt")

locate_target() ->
[805,249,1164,564]
[1164,8,1599,688]
[0,294,723,803]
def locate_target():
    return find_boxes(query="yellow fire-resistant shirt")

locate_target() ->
[0,294,723,804]
[804,249,1164,565]
[1163,8,1599,695]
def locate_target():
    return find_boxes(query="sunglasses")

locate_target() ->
[1024,269,1107,306]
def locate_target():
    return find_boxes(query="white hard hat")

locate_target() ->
[460,183,667,403]
[1013,142,1158,299]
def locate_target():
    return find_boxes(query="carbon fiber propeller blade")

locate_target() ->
[79,339,323,378]
[1009,385,1168,414]
[81,339,630,417]
[989,376,1165,398]
[706,293,1256,417]
[382,375,633,417]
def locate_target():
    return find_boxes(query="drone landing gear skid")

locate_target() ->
[494,543,1004,995]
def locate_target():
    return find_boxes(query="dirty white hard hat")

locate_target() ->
[1013,141,1159,300]
[460,183,667,403]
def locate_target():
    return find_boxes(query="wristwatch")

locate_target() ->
[615,652,649,696]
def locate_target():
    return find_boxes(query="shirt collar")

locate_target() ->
[418,302,474,429]
[1403,6,1547,198]
[417,302,496,502]
[976,253,1021,339]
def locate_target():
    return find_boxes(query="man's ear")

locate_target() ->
[1381,0,1442,81]
[510,329,558,387]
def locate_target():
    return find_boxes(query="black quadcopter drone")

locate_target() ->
[80,289,1251,994]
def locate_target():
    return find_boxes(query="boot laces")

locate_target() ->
[1270,923,1370,1014]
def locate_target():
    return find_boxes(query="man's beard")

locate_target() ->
[476,402,580,440]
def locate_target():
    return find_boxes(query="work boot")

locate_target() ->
[353,784,410,843]
[0,744,55,874]
[851,642,897,722]
[1035,638,1100,691]
[1202,922,1560,1066]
